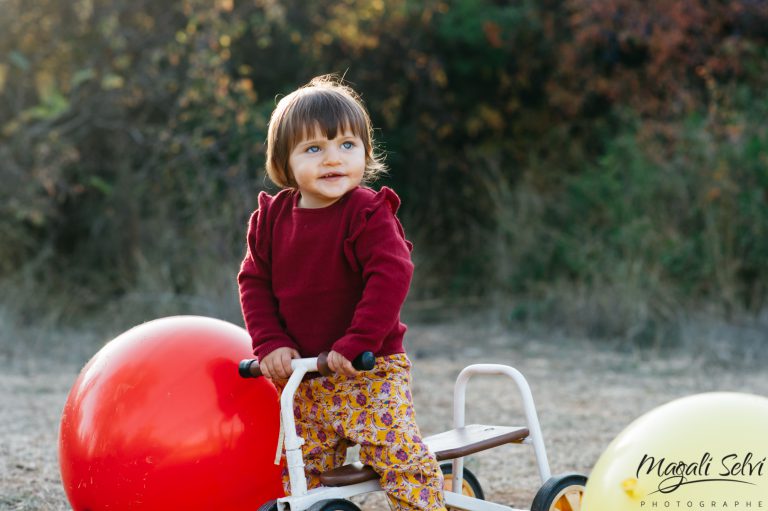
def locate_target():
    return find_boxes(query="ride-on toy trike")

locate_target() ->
[239,352,587,511]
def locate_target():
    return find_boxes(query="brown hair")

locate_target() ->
[265,75,386,188]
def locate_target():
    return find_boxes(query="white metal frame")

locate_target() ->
[450,364,551,491]
[271,358,551,511]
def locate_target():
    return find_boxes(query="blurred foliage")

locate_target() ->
[1,0,768,341]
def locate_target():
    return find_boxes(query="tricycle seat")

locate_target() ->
[319,424,529,487]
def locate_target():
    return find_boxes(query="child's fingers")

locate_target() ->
[260,360,273,379]
[328,351,359,377]
[327,351,342,372]
[268,355,286,380]
[340,361,358,377]
[261,348,297,380]
[278,351,295,379]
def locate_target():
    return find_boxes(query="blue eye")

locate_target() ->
[342,141,354,149]
[306,146,320,153]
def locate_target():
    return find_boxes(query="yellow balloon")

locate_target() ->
[583,392,768,511]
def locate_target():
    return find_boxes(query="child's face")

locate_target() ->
[288,124,365,209]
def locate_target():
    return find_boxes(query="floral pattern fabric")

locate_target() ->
[277,354,446,511]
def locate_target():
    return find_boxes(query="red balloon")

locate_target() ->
[59,316,284,511]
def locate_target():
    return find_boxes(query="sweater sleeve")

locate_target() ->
[237,192,300,360]
[333,187,414,361]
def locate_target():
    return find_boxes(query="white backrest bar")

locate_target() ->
[452,364,551,484]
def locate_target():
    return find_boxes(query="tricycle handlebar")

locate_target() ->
[238,351,375,379]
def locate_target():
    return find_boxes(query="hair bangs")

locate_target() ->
[287,89,370,149]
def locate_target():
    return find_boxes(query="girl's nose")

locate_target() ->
[323,147,341,166]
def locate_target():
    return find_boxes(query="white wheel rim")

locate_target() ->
[443,478,475,497]
[444,477,477,511]
[549,484,584,511]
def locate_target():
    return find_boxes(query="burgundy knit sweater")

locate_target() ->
[237,186,414,362]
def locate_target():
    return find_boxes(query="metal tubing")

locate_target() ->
[451,364,552,486]
[277,479,383,511]
[279,357,322,498]
[444,490,527,511]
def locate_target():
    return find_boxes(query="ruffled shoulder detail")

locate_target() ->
[257,190,274,213]
[249,189,297,263]
[247,191,274,263]
[344,186,412,270]
[346,186,400,239]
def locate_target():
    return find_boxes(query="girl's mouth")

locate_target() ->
[320,172,345,179]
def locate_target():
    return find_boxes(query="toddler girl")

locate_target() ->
[237,75,446,511]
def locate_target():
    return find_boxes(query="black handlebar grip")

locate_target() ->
[238,359,259,378]
[352,351,376,371]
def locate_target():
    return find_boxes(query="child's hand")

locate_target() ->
[327,350,359,377]
[259,347,300,380]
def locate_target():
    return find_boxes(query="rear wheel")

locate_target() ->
[530,473,587,511]
[440,462,485,506]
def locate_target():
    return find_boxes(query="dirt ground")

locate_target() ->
[2,321,767,511]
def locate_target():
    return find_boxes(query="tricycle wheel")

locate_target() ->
[257,499,278,511]
[440,462,485,501]
[307,498,361,511]
[531,473,587,511]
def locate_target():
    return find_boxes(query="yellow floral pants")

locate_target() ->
[277,354,447,511]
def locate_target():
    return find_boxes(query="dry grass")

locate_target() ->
[1,316,767,510]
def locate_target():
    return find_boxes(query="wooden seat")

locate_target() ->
[319,424,529,487]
